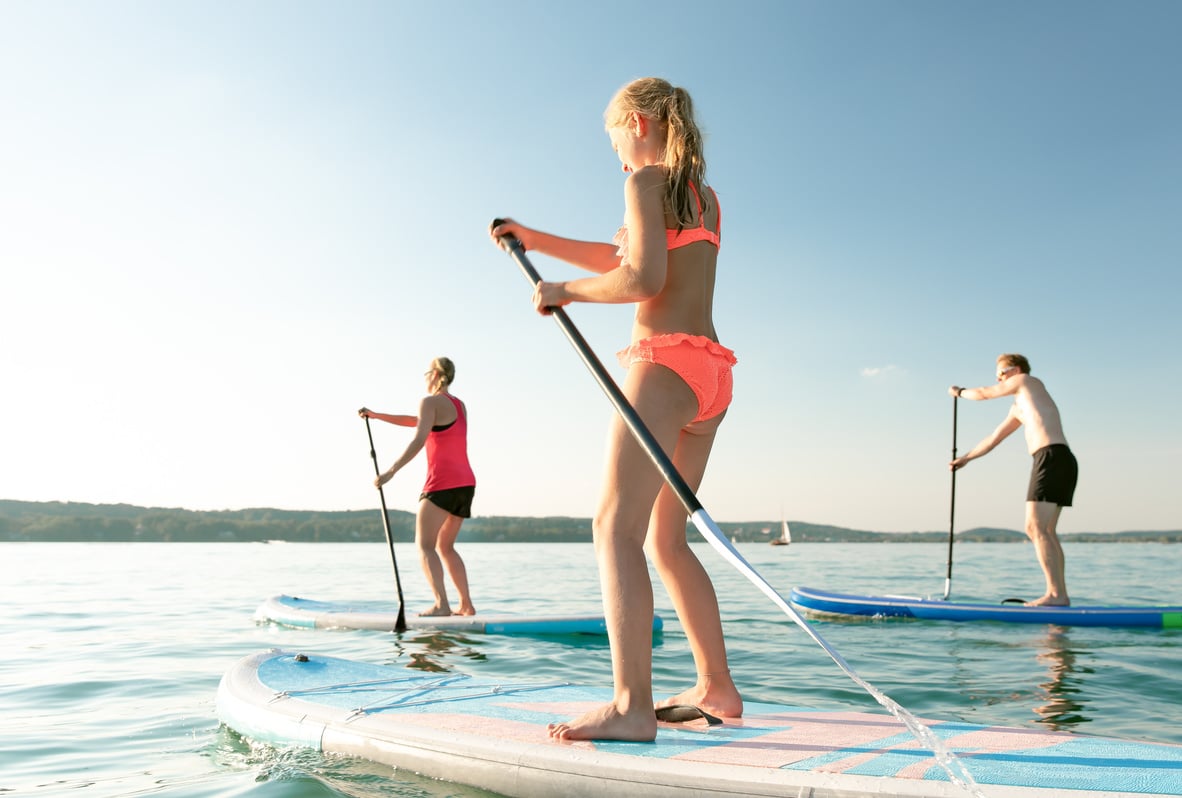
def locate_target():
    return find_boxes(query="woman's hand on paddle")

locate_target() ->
[533,281,570,315]
[375,468,394,489]
[358,407,373,418]
[489,218,531,252]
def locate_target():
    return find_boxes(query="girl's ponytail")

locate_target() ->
[606,78,712,229]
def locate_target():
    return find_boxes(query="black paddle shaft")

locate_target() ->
[364,416,408,633]
[491,220,703,517]
[945,396,958,599]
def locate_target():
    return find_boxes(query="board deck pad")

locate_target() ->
[790,586,1182,628]
[217,650,1182,798]
[255,594,662,635]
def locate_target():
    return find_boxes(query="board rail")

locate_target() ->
[217,649,1182,798]
[254,594,663,635]
[790,585,1182,628]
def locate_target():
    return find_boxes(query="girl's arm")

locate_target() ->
[533,167,669,310]
[490,220,621,275]
[374,396,437,487]
[358,407,417,427]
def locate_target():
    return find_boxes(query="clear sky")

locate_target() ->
[3,1,1179,534]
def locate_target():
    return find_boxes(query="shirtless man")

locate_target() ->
[949,354,1079,607]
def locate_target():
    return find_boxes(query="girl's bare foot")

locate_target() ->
[547,702,657,742]
[455,604,476,616]
[655,674,743,719]
[418,606,453,617]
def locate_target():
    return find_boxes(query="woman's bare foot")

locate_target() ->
[656,676,743,719]
[547,702,657,742]
[455,604,476,616]
[1025,594,1070,607]
[418,606,453,617]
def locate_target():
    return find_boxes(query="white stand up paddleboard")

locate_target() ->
[218,649,1182,798]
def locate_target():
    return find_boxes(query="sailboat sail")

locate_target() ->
[771,519,791,546]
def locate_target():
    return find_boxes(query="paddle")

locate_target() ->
[491,221,984,796]
[363,415,408,633]
[944,402,1028,607]
[943,395,958,600]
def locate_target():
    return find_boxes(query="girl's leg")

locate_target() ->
[647,412,742,717]
[416,498,453,616]
[548,363,696,742]
[436,514,475,615]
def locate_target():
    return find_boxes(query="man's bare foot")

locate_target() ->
[656,682,743,719]
[418,606,453,617]
[455,604,476,616]
[547,702,657,742]
[1025,594,1070,607]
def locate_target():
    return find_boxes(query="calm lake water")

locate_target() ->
[2,541,1180,798]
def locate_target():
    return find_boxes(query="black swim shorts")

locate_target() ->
[420,485,475,518]
[1027,444,1078,506]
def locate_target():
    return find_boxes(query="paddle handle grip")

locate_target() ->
[490,218,541,285]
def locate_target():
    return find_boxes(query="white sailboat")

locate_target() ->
[770,519,791,546]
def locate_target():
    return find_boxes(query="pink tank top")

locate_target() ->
[422,395,475,492]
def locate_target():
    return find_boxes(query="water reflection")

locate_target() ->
[383,630,488,673]
[1032,625,1092,730]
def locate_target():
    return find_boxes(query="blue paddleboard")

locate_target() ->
[790,586,1182,628]
[218,649,1182,798]
[255,594,662,635]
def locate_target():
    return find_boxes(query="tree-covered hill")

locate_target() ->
[3,500,1179,543]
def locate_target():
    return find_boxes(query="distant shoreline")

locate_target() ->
[2,499,1179,544]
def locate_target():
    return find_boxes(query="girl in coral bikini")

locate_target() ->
[490,77,742,742]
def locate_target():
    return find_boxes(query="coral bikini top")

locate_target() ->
[613,182,721,260]
[666,182,721,250]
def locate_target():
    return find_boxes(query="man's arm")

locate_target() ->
[951,409,1022,471]
[950,373,1025,401]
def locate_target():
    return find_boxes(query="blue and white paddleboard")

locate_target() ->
[218,649,1182,798]
[255,594,662,636]
[790,586,1182,628]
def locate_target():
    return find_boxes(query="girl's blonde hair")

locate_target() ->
[430,357,456,387]
[605,77,710,229]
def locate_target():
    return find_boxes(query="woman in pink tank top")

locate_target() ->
[359,356,476,617]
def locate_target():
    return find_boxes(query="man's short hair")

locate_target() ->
[997,353,1031,374]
